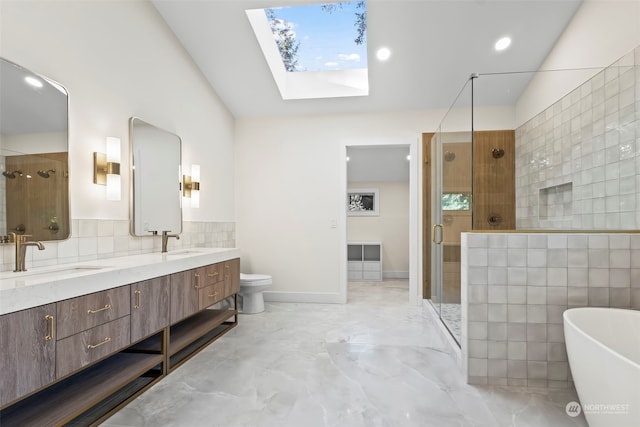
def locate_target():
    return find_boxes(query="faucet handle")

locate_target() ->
[13,233,31,243]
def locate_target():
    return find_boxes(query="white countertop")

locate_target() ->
[0,248,240,316]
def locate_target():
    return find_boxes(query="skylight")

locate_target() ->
[247,1,369,100]
[266,2,367,72]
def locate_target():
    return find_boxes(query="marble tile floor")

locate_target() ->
[103,280,587,427]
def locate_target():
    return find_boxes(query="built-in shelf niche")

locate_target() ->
[539,182,573,226]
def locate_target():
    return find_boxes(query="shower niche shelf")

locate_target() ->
[348,242,382,281]
[539,182,573,227]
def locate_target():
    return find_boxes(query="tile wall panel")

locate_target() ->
[515,46,639,230]
[462,232,640,388]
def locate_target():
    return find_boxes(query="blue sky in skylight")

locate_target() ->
[268,2,367,72]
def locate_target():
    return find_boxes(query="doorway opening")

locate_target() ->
[341,141,419,305]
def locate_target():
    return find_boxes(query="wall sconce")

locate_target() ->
[183,164,200,208]
[93,137,121,201]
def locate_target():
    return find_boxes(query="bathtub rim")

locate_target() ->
[563,307,640,371]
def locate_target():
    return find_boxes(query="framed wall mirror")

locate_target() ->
[130,117,182,236]
[0,58,70,242]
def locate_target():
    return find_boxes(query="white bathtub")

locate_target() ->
[564,307,640,427]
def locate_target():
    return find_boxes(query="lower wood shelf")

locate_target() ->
[169,308,237,370]
[0,352,163,427]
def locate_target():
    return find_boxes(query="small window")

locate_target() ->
[442,193,471,211]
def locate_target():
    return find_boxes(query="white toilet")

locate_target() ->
[239,273,272,314]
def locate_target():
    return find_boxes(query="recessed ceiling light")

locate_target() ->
[406,155,411,161]
[494,37,511,51]
[376,47,391,61]
[25,76,43,88]
[346,156,350,162]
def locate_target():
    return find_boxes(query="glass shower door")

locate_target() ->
[436,131,472,344]
[430,79,473,344]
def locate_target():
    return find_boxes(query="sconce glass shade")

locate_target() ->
[191,164,200,208]
[106,137,121,163]
[106,137,121,201]
[191,164,200,182]
[106,173,121,201]
[191,187,200,208]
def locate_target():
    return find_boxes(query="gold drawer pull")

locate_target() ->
[45,314,54,341]
[194,273,203,288]
[208,271,219,277]
[87,304,111,314]
[87,337,111,349]
[208,291,219,299]
[134,290,141,309]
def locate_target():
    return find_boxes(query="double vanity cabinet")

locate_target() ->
[0,249,240,426]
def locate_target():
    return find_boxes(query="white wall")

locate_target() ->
[516,0,640,126]
[0,0,235,224]
[347,181,409,276]
[235,110,514,302]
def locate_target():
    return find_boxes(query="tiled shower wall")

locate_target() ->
[0,219,235,272]
[461,232,640,387]
[515,46,639,229]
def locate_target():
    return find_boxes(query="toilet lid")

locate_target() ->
[240,273,271,282]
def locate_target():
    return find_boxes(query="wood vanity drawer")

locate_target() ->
[56,316,131,379]
[56,286,130,340]
[198,282,225,310]
[195,263,224,288]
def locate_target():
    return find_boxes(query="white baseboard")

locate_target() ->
[263,291,345,304]
[383,271,409,279]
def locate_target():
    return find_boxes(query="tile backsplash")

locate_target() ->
[515,46,639,229]
[0,219,235,272]
[461,232,640,388]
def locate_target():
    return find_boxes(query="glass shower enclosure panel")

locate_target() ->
[430,79,473,343]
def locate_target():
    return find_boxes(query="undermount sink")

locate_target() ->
[163,249,204,257]
[9,265,109,279]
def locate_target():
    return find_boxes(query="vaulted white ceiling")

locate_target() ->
[152,0,582,119]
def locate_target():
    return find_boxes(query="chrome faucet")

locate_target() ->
[161,231,180,253]
[11,233,45,272]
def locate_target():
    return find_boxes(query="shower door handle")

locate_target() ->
[432,224,443,244]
